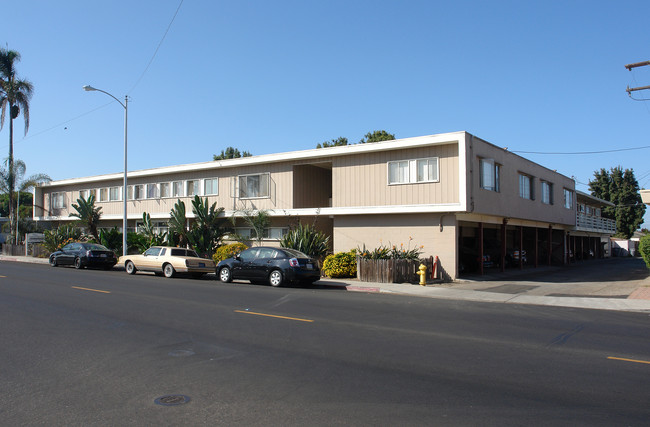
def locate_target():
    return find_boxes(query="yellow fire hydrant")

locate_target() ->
[417,263,427,286]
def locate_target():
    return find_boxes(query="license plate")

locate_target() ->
[100,254,107,258]
[306,263,313,270]
[199,262,205,267]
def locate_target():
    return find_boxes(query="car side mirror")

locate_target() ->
[235,254,241,261]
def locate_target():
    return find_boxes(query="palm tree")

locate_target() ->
[0,158,50,241]
[0,47,34,243]
[69,195,102,241]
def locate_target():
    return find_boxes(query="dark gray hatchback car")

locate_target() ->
[216,247,320,287]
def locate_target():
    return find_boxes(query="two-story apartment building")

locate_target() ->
[34,131,595,280]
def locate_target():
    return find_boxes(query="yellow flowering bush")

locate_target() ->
[213,242,248,263]
[322,251,357,278]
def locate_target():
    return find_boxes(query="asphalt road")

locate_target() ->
[1,261,649,426]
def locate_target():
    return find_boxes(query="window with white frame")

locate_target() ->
[564,189,573,209]
[109,186,121,201]
[204,178,219,195]
[519,173,534,200]
[160,182,170,198]
[186,180,200,197]
[595,208,601,217]
[147,183,159,199]
[78,189,96,200]
[99,188,108,202]
[130,184,145,200]
[51,192,65,209]
[172,181,183,197]
[541,181,553,205]
[388,157,439,185]
[239,173,270,199]
[479,158,500,192]
[234,226,288,240]
[388,160,408,184]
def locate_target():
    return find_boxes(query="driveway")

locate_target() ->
[454,257,650,299]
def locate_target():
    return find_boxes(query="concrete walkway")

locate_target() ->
[2,255,650,313]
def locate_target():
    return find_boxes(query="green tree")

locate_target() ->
[640,234,650,269]
[69,194,102,241]
[316,137,348,149]
[0,158,50,241]
[0,48,34,244]
[359,130,395,144]
[137,212,168,250]
[213,146,252,160]
[168,199,189,247]
[187,195,228,257]
[588,166,646,239]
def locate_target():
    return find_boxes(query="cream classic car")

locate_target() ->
[119,246,215,278]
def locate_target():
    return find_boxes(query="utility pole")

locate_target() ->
[625,60,650,96]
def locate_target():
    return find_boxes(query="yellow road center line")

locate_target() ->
[607,356,650,365]
[0,275,6,278]
[234,310,314,323]
[71,286,111,294]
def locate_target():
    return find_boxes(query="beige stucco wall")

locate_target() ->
[332,144,459,208]
[333,213,458,280]
[467,136,575,226]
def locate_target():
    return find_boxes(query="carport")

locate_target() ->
[458,220,568,276]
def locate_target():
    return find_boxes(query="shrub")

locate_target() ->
[640,235,650,268]
[322,251,357,278]
[280,223,330,260]
[358,237,423,261]
[213,242,248,263]
[42,224,82,252]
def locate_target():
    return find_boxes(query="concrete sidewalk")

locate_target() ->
[318,257,650,313]
[2,255,650,313]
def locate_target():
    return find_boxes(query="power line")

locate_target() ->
[127,0,184,94]
[3,1,185,149]
[512,145,650,155]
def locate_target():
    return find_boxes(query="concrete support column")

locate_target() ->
[478,222,484,276]
[546,225,553,266]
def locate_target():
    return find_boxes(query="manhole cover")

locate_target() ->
[168,350,195,357]
[154,395,191,406]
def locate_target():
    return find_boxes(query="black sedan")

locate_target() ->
[49,242,118,270]
[217,247,321,287]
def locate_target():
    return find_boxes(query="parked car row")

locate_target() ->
[48,244,321,287]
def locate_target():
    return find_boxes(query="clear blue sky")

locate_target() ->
[4,0,650,226]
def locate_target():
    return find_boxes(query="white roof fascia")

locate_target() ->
[40,131,467,187]
[34,203,465,222]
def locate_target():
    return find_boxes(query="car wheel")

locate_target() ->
[163,263,176,278]
[74,257,83,269]
[269,269,284,287]
[125,261,137,275]
[219,267,232,283]
[49,255,57,267]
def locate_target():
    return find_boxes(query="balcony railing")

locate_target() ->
[576,212,616,233]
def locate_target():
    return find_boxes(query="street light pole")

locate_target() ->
[83,85,129,256]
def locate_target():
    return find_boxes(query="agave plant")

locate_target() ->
[280,223,330,261]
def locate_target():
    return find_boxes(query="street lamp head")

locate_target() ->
[83,85,97,92]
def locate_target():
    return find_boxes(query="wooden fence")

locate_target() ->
[357,256,437,283]
[1,243,49,258]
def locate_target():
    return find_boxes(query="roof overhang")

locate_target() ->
[38,131,468,187]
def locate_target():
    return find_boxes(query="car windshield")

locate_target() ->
[281,248,310,258]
